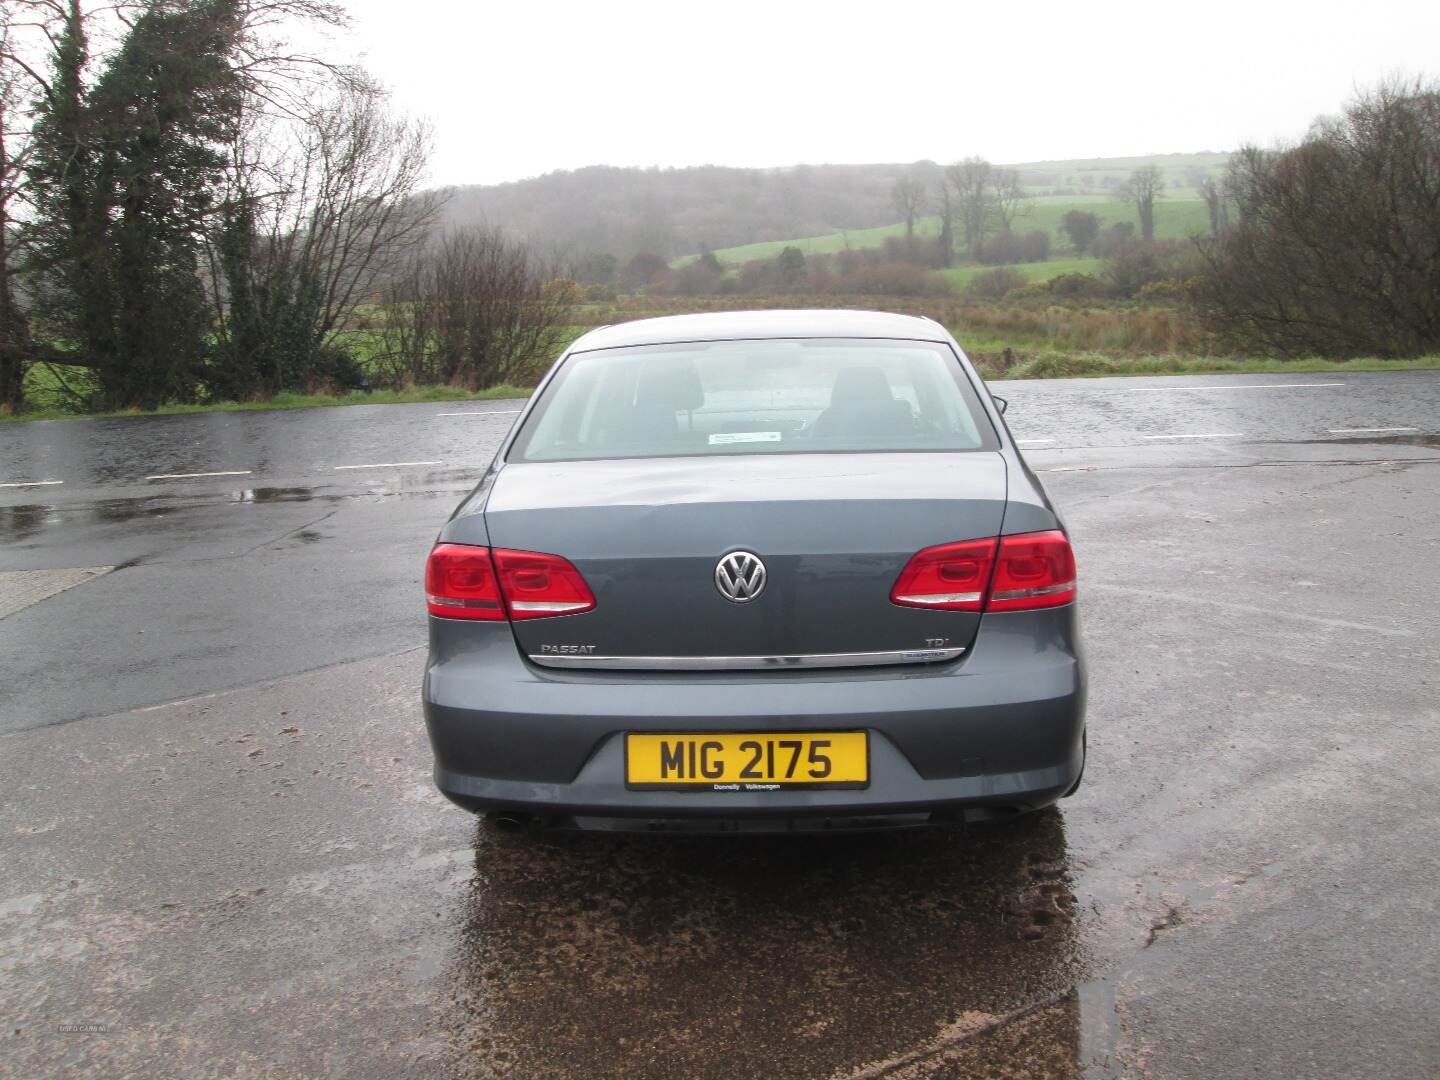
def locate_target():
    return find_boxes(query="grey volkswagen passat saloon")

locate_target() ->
[422,310,1085,832]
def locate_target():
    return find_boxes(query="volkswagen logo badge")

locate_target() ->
[714,551,767,603]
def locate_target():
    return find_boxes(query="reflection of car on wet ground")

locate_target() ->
[422,310,1086,832]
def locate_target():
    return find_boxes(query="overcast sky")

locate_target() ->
[339,0,1440,188]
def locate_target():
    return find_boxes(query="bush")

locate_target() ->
[1045,272,1104,298]
[585,283,616,302]
[834,262,951,297]
[775,246,807,288]
[1005,281,1050,300]
[1090,222,1136,259]
[1136,278,1193,302]
[304,346,369,393]
[622,252,669,290]
[978,229,1051,265]
[1060,210,1101,254]
[542,277,586,306]
[652,260,725,295]
[1102,239,1196,299]
[965,267,1028,300]
[1011,352,1119,378]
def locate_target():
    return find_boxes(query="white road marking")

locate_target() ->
[1327,427,1417,434]
[1141,433,1244,440]
[1016,438,1056,445]
[333,460,444,470]
[146,470,253,480]
[0,479,64,488]
[437,409,522,417]
[1103,382,1345,393]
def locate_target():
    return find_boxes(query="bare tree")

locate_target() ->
[933,180,953,268]
[1197,176,1227,237]
[374,226,573,390]
[992,167,1028,231]
[1118,165,1165,241]
[1194,79,1440,358]
[890,173,925,246]
[207,82,437,396]
[945,156,994,257]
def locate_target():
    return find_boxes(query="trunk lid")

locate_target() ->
[481,452,1008,667]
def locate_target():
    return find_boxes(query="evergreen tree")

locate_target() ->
[27,1,242,409]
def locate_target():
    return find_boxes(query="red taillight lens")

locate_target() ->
[988,530,1077,611]
[426,543,504,620]
[426,544,597,620]
[491,548,596,620]
[890,538,998,611]
[891,531,1076,613]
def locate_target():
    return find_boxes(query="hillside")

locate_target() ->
[435,163,920,261]
[434,153,1229,264]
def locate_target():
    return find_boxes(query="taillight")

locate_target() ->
[890,530,1076,613]
[988,530,1076,611]
[426,543,504,620]
[426,544,596,620]
[890,538,998,611]
[491,548,596,619]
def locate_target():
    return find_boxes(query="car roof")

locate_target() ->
[568,309,950,352]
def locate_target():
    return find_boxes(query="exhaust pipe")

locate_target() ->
[491,812,532,833]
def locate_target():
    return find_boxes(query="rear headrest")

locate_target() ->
[635,362,705,412]
[829,366,895,405]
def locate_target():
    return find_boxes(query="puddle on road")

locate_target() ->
[235,486,322,503]
[0,496,194,537]
[0,484,463,543]
[442,811,1088,1079]
[91,497,178,523]
[0,504,58,541]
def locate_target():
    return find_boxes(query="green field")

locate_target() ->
[684,196,1210,268]
[8,371,535,423]
[673,151,1226,288]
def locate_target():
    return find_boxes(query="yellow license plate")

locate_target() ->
[625,732,868,790]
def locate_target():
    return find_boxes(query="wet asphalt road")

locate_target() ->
[2,370,1439,1077]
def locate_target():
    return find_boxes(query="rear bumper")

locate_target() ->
[422,607,1085,826]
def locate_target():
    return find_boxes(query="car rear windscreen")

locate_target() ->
[508,338,1000,462]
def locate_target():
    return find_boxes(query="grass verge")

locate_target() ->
[976,353,1440,381]
[1,383,534,424]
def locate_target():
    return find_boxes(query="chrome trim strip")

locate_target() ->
[528,647,966,671]
[989,580,1075,600]
[893,591,983,605]
[510,600,591,613]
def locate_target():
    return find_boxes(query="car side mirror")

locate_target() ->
[991,395,1008,415]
